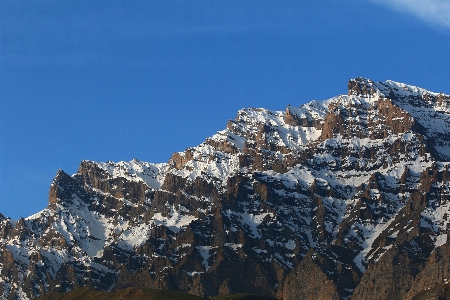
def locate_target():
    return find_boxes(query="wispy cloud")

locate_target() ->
[369,0,450,29]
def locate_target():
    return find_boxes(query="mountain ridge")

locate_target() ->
[1,78,450,300]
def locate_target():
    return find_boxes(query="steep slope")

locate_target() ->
[34,287,276,300]
[1,78,449,300]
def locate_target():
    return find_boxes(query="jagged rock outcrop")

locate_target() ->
[1,78,450,300]
[282,250,341,300]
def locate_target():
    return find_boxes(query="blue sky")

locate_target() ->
[1,0,449,220]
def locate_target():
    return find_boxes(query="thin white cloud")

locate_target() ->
[369,0,450,29]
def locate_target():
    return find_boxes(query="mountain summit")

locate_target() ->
[1,78,450,300]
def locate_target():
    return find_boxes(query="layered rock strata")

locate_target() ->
[1,78,450,300]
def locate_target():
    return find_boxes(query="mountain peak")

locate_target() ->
[348,77,379,98]
[2,78,450,300]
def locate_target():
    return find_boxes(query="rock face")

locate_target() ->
[1,78,450,300]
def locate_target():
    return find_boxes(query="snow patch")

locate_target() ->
[152,205,198,233]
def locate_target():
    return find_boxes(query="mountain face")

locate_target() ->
[1,78,450,300]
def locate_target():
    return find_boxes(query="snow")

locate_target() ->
[435,143,450,159]
[184,271,203,276]
[388,230,399,239]
[118,222,153,250]
[196,246,218,270]
[166,97,333,186]
[374,80,450,163]
[49,194,110,257]
[2,282,12,299]
[420,191,450,250]
[252,247,268,254]
[435,234,448,248]
[95,159,168,189]
[25,208,52,222]
[353,216,399,272]
[210,130,246,151]
[224,243,243,251]
[38,249,68,278]
[152,205,198,233]
[5,245,30,266]
[174,143,242,184]
[375,80,440,98]
[284,239,296,250]
[15,287,30,300]
[223,209,274,238]
[274,252,293,269]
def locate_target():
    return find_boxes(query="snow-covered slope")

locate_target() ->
[1,78,449,300]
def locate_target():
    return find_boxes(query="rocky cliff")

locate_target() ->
[1,78,450,300]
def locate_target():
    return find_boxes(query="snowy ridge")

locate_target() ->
[227,104,324,150]
[95,159,168,190]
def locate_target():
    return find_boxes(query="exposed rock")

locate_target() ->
[1,78,450,300]
[282,251,340,300]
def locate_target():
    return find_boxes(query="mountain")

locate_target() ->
[34,287,276,300]
[1,78,450,300]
